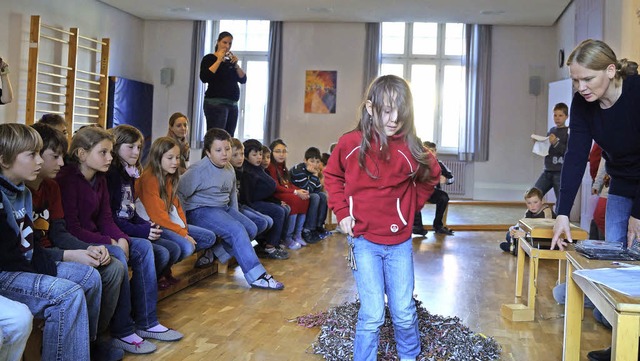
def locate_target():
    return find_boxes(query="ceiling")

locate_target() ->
[99,0,571,26]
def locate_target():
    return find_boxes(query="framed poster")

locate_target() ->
[304,70,336,114]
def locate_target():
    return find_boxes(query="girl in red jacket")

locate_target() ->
[324,75,441,361]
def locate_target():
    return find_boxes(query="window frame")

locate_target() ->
[380,22,465,154]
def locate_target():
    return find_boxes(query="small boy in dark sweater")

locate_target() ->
[500,187,556,255]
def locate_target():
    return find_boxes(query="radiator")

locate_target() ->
[439,160,466,195]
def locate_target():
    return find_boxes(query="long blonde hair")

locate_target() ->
[145,137,180,212]
[567,39,638,87]
[356,75,431,181]
[67,126,113,165]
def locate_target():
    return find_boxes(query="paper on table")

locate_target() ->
[531,134,551,157]
[573,267,640,298]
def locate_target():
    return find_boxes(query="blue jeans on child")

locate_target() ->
[251,201,287,247]
[0,295,33,361]
[151,238,181,277]
[349,236,420,361]
[107,237,160,338]
[304,192,328,230]
[534,170,561,200]
[0,268,97,360]
[160,225,217,262]
[186,206,266,284]
[239,204,272,237]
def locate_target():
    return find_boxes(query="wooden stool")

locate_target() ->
[501,218,588,322]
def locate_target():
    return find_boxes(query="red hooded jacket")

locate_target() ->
[324,130,441,245]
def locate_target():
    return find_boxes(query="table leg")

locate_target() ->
[611,314,640,361]
[527,253,538,309]
[515,237,525,298]
[563,261,583,361]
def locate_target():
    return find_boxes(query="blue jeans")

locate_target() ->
[160,225,217,262]
[107,238,159,337]
[0,295,33,361]
[203,101,239,137]
[605,193,633,245]
[186,206,266,284]
[0,270,92,360]
[94,258,126,335]
[534,170,561,200]
[251,201,287,247]
[348,236,420,361]
[240,204,272,237]
[152,238,181,277]
[552,282,611,327]
[304,192,328,230]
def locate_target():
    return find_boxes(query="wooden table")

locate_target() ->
[501,218,588,322]
[563,251,640,361]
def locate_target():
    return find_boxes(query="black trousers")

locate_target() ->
[413,188,450,229]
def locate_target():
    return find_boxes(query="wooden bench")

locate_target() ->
[501,218,588,322]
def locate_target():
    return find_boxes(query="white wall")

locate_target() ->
[0,0,144,125]
[472,26,556,201]
[279,22,366,165]
[554,1,575,81]
[142,21,194,140]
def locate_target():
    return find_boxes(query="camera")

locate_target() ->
[223,52,232,62]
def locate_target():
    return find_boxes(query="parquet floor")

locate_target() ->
[131,230,611,361]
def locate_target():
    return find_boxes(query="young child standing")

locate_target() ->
[499,187,556,255]
[241,139,289,259]
[324,75,441,361]
[135,137,216,268]
[267,139,310,249]
[26,123,126,360]
[106,125,182,290]
[533,102,569,199]
[56,126,183,354]
[290,146,331,241]
[177,128,284,290]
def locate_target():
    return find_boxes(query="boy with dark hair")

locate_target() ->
[290,146,330,242]
[38,113,69,136]
[499,187,556,255]
[533,102,569,200]
[26,122,127,360]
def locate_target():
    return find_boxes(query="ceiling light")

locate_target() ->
[306,7,334,13]
[168,7,190,13]
[480,10,505,15]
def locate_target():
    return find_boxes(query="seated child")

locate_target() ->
[499,187,556,255]
[241,139,289,259]
[177,128,284,290]
[0,123,100,360]
[230,138,272,238]
[267,139,309,249]
[106,125,182,290]
[38,113,69,136]
[27,123,126,360]
[290,146,330,241]
[56,126,183,355]
[135,137,217,269]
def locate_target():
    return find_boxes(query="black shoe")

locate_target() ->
[587,347,610,361]
[302,229,322,244]
[412,227,428,236]
[499,241,511,253]
[435,226,454,235]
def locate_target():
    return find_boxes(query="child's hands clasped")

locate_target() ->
[148,222,163,241]
[295,189,310,200]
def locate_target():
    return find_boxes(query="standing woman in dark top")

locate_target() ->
[551,39,640,251]
[199,31,247,136]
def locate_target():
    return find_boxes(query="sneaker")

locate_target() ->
[316,226,332,239]
[302,229,321,244]
[285,237,302,250]
[250,273,284,290]
[136,328,183,342]
[294,235,308,246]
[194,248,215,268]
[434,226,454,235]
[265,247,289,260]
[112,337,157,354]
[412,227,428,236]
[587,347,611,361]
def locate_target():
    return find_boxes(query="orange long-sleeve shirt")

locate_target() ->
[135,170,188,237]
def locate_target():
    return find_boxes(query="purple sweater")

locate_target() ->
[56,163,129,245]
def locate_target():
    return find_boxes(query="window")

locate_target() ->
[380,22,465,153]
[206,20,270,142]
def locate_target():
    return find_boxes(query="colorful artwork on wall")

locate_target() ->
[304,70,337,114]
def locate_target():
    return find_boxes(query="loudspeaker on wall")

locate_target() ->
[529,75,541,96]
[160,67,174,86]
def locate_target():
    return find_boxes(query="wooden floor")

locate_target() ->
[130,231,612,361]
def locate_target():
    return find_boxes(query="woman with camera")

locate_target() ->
[199,31,247,137]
